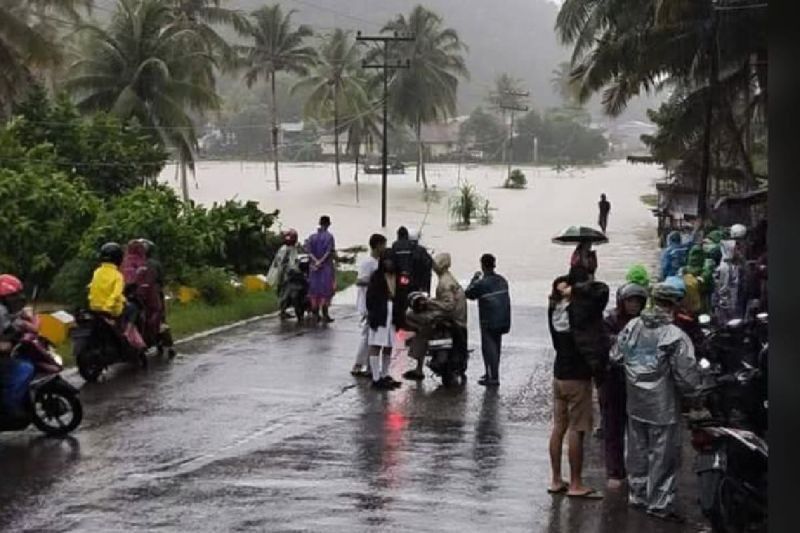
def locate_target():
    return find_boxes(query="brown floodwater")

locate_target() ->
[161,160,660,304]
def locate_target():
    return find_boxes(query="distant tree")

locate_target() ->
[239,5,316,191]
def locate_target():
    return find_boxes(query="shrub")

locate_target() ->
[505,169,527,189]
[185,267,236,306]
[47,257,95,310]
[0,167,99,289]
[205,200,280,274]
[448,183,492,228]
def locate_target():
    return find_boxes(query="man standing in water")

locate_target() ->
[598,193,611,233]
[465,254,511,387]
[305,215,336,323]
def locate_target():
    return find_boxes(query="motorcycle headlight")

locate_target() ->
[699,358,711,370]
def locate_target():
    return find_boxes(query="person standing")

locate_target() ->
[546,268,609,499]
[305,216,336,323]
[351,234,386,377]
[465,254,511,387]
[601,281,648,490]
[365,250,403,390]
[598,193,611,233]
[660,231,688,280]
[267,229,300,320]
[611,282,701,523]
[408,228,433,295]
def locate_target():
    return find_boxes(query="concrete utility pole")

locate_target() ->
[356,31,415,228]
[500,90,529,184]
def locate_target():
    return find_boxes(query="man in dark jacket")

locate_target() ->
[391,226,432,330]
[465,254,511,387]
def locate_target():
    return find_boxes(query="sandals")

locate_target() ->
[547,483,568,494]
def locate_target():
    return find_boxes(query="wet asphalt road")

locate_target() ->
[0,306,706,532]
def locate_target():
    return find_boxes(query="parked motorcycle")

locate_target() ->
[0,334,82,436]
[71,310,147,383]
[689,361,767,532]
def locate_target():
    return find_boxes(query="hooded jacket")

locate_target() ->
[426,253,467,328]
[88,262,126,317]
[712,240,741,321]
[660,231,688,280]
[568,280,611,381]
[611,306,700,425]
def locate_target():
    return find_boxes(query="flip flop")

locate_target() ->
[547,483,568,494]
[567,489,604,500]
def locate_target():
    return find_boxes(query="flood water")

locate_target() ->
[161,160,661,304]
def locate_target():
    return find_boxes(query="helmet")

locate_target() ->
[730,224,747,240]
[408,227,421,242]
[407,291,428,312]
[0,274,23,298]
[283,229,298,245]
[100,242,124,266]
[651,280,685,304]
[618,282,648,302]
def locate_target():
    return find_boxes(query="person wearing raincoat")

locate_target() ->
[267,229,300,320]
[611,282,701,522]
[601,281,648,489]
[660,231,688,280]
[403,253,468,381]
[680,246,713,315]
[712,240,742,325]
[625,264,651,289]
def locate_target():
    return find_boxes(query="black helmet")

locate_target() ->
[100,242,124,266]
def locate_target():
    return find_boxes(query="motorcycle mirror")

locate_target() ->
[698,314,711,326]
[699,358,711,370]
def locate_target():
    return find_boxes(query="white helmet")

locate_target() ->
[408,227,421,242]
[730,224,747,240]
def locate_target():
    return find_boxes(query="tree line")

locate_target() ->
[1,0,469,197]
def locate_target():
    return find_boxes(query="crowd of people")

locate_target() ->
[545,218,768,523]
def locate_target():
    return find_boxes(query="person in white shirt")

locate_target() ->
[351,234,387,377]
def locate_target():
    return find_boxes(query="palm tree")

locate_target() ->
[0,0,90,115]
[67,0,220,202]
[550,61,580,107]
[292,29,365,186]
[381,5,469,191]
[239,5,315,192]
[168,0,249,66]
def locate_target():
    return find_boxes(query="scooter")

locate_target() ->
[0,334,82,437]
[405,292,468,387]
[71,310,147,383]
[689,361,767,532]
[283,255,310,322]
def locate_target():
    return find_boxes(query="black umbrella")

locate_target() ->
[551,226,609,245]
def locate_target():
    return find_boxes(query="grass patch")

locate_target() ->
[56,270,357,366]
[640,194,658,207]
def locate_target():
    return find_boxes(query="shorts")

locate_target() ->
[553,379,593,433]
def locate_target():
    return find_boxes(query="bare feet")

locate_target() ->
[548,480,568,494]
[607,478,624,490]
[567,484,604,499]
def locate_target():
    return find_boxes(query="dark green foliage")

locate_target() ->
[184,267,236,306]
[505,169,527,189]
[205,200,280,275]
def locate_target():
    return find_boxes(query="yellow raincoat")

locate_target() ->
[88,262,126,317]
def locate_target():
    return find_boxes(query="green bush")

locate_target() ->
[185,267,236,306]
[47,257,95,309]
[449,183,492,228]
[0,167,99,289]
[205,200,280,274]
[505,169,527,189]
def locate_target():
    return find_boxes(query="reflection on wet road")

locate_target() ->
[0,307,703,532]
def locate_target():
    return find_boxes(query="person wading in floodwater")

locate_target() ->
[598,194,611,233]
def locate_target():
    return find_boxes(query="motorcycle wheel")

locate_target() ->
[31,389,83,436]
[76,347,104,383]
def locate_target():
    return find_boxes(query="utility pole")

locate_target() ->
[357,31,414,228]
[500,91,529,184]
[698,3,719,221]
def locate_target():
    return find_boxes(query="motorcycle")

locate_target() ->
[0,333,82,437]
[71,310,148,383]
[405,292,468,387]
[283,254,310,322]
[689,360,767,532]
